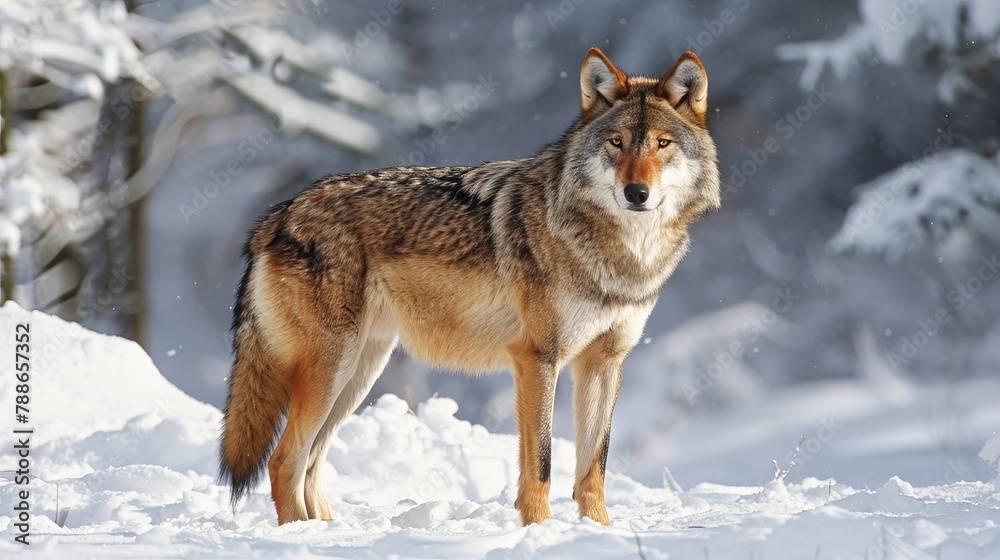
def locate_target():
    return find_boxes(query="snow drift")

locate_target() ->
[1,302,999,558]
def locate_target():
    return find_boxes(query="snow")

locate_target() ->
[828,149,1000,262]
[779,0,1000,102]
[0,0,147,265]
[1,0,401,307]
[1,304,1000,558]
[223,72,380,153]
[982,435,1000,476]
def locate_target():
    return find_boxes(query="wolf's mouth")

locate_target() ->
[625,204,652,213]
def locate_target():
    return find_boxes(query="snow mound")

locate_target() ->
[1,306,1000,558]
[0,301,219,456]
[327,393,523,507]
[832,476,927,514]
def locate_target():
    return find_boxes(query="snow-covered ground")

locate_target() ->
[2,303,999,558]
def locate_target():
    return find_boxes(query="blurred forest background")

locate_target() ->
[1,0,998,486]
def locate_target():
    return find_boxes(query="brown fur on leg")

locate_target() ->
[510,338,558,525]
[574,435,611,525]
[268,351,339,525]
[303,456,333,520]
[301,334,397,521]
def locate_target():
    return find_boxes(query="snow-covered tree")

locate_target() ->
[777,0,1000,104]
[780,0,1000,378]
[828,148,1000,262]
[0,0,396,337]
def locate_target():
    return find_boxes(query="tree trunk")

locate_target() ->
[1,71,14,305]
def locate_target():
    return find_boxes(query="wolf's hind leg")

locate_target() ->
[267,349,341,525]
[269,300,365,524]
[303,334,398,520]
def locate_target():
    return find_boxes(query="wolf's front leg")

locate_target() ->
[510,342,559,525]
[570,331,628,525]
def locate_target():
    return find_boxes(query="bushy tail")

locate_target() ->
[218,262,289,507]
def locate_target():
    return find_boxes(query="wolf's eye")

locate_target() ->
[658,138,673,149]
[608,137,622,148]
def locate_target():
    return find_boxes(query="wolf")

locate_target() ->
[219,48,720,526]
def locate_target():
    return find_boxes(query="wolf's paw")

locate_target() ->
[515,495,552,525]
[575,492,611,526]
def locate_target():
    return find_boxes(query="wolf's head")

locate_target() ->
[565,48,721,221]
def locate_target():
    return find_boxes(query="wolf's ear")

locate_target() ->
[657,51,708,126]
[580,48,628,114]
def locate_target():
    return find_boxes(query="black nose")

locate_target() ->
[623,182,649,205]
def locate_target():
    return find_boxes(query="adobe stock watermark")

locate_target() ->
[848,459,968,560]
[544,0,589,30]
[849,458,969,560]
[5,0,74,53]
[886,253,999,371]
[406,393,638,509]
[723,84,833,196]
[337,0,404,62]
[876,0,930,39]
[178,107,300,223]
[86,398,182,473]
[682,286,800,404]
[411,398,509,503]
[932,458,971,487]
[28,266,137,373]
[836,127,964,243]
[685,0,751,54]
[784,418,842,474]
[397,75,501,166]
[210,0,248,15]
[852,522,931,560]
[210,0,313,17]
[79,267,136,322]
[33,322,84,376]
[50,80,156,176]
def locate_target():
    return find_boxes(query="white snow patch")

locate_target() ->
[0,304,998,558]
[982,434,1000,480]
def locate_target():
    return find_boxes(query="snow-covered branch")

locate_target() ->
[829,149,1000,261]
[778,0,1000,102]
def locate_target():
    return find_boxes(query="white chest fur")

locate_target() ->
[555,294,652,364]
